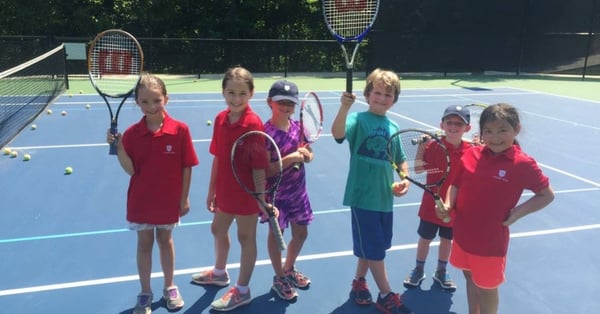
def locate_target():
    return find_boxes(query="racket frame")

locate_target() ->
[87,29,144,155]
[463,103,488,144]
[293,91,324,170]
[231,130,286,251]
[322,0,380,92]
[388,128,451,222]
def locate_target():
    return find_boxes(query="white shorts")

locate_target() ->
[127,221,178,231]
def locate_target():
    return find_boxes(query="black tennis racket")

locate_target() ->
[388,129,451,223]
[293,92,324,170]
[231,130,286,251]
[322,0,380,92]
[87,29,144,155]
[463,103,488,144]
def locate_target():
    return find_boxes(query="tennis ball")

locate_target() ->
[23,154,31,161]
[85,104,91,109]
[68,93,73,97]
[61,110,67,116]
[46,109,53,115]
[10,151,18,158]
[3,147,11,155]
[31,124,37,130]
[64,166,73,175]
[79,90,83,94]
[206,120,212,126]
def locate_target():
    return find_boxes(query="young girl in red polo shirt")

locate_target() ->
[191,66,274,312]
[442,103,555,314]
[107,73,199,314]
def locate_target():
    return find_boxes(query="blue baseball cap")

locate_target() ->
[442,105,470,124]
[268,80,299,104]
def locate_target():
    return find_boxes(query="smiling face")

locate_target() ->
[481,118,520,153]
[222,78,254,115]
[440,115,471,143]
[136,85,168,119]
[365,82,396,116]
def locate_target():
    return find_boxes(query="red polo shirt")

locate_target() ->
[209,106,265,215]
[122,113,199,224]
[450,145,549,257]
[418,138,472,226]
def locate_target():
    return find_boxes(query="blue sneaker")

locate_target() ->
[403,267,425,288]
[433,269,457,291]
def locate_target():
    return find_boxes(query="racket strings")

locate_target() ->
[231,132,282,195]
[324,0,378,38]
[302,99,323,142]
[389,131,448,187]
[89,31,143,96]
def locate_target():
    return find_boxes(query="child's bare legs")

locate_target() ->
[464,270,499,314]
[156,228,175,288]
[367,259,392,295]
[416,237,432,263]
[137,229,155,293]
[282,223,308,271]
[211,211,235,270]
[438,237,452,265]
[235,213,258,286]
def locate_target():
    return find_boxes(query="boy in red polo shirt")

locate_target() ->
[108,73,199,314]
[442,103,554,314]
[404,105,474,291]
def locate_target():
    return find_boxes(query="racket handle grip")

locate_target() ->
[109,123,118,155]
[346,69,353,93]
[269,216,287,251]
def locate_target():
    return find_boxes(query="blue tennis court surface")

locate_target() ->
[1,86,599,313]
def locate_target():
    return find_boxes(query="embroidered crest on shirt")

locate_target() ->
[493,169,509,182]
[165,144,175,154]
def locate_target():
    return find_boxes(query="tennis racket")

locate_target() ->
[463,103,488,144]
[87,29,144,155]
[293,92,324,170]
[231,130,286,251]
[322,0,380,92]
[388,129,451,223]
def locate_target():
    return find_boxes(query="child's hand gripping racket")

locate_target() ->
[231,130,286,251]
[293,92,323,170]
[322,0,380,92]
[388,129,451,223]
[87,29,144,155]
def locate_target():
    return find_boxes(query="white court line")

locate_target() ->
[1,224,599,296]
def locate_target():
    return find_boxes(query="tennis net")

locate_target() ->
[0,44,67,149]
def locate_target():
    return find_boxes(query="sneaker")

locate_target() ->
[285,267,311,289]
[375,292,413,314]
[403,268,426,288]
[133,292,153,314]
[433,269,457,291]
[163,285,184,310]
[271,276,298,300]
[191,269,230,286]
[350,277,372,305]
[210,287,252,312]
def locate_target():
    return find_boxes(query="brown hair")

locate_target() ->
[135,73,167,99]
[221,66,254,91]
[363,68,401,103]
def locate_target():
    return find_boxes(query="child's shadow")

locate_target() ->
[184,287,293,314]
[117,299,167,314]
[401,282,457,314]
[184,284,228,313]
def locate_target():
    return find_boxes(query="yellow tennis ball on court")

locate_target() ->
[10,151,18,158]
[61,110,67,116]
[23,154,31,161]
[46,109,53,115]
[31,124,37,130]
[85,104,91,109]
[3,147,11,155]
[79,90,84,94]
[64,166,73,175]
[206,120,212,126]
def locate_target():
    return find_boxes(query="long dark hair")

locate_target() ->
[480,103,521,146]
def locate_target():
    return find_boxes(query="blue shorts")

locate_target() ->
[418,219,453,240]
[351,207,393,261]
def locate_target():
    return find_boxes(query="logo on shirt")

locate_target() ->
[493,169,509,182]
[165,144,175,154]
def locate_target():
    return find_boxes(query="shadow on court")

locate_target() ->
[402,282,457,314]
